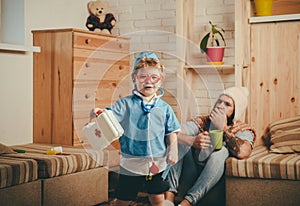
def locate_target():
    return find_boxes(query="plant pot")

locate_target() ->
[206,47,225,65]
[254,0,273,16]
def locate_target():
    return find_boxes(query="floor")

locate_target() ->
[98,170,226,206]
[95,171,151,206]
[96,194,151,206]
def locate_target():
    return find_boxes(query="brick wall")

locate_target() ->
[108,0,235,119]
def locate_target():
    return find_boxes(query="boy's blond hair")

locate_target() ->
[131,57,165,81]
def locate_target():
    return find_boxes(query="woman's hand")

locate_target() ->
[192,131,211,149]
[209,107,227,130]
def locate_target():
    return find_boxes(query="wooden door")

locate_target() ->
[33,30,73,145]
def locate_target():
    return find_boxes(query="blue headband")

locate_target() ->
[133,51,160,68]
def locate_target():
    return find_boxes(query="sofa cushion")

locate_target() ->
[263,116,300,153]
[3,144,103,178]
[0,156,38,188]
[0,143,16,155]
[226,145,300,180]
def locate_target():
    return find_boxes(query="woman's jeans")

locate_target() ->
[167,144,229,205]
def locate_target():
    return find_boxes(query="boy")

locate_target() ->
[94,51,180,206]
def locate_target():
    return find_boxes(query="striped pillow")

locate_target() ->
[5,144,103,178]
[267,116,300,153]
[0,143,16,154]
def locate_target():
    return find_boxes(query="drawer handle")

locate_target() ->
[85,39,91,44]
[85,62,91,68]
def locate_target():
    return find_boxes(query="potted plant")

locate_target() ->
[200,21,226,65]
[254,0,274,16]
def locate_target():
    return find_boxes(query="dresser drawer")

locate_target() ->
[73,48,130,81]
[73,32,130,52]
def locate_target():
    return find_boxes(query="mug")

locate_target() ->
[210,130,224,150]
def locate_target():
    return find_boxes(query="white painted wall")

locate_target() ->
[0,0,90,145]
[0,0,235,145]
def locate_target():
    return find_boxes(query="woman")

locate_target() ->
[165,87,256,206]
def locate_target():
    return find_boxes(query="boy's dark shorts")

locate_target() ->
[115,167,170,201]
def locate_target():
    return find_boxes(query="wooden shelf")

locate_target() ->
[249,14,300,24]
[184,64,234,69]
[184,64,235,74]
[0,43,40,52]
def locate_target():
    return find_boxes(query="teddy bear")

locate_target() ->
[86,0,116,34]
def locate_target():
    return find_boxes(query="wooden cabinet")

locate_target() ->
[32,28,130,147]
[248,22,300,141]
[236,0,300,144]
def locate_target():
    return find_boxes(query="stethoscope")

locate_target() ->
[133,88,167,177]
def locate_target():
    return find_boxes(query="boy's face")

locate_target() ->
[134,67,162,97]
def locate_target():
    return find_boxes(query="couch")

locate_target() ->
[226,116,300,206]
[0,143,109,206]
[106,116,300,206]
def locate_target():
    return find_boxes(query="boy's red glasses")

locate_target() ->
[136,73,161,84]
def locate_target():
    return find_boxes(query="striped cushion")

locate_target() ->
[262,116,300,153]
[0,157,38,189]
[226,145,300,180]
[3,144,103,178]
[269,116,300,153]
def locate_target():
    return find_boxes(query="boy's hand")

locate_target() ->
[167,148,178,165]
[94,108,104,116]
[166,132,178,165]
[89,108,104,122]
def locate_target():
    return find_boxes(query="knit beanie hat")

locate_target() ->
[222,86,249,122]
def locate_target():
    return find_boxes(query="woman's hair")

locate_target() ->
[227,112,234,126]
[223,94,235,126]
[131,57,165,81]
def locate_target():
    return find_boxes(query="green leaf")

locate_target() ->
[215,38,220,46]
[200,33,210,53]
[216,30,226,46]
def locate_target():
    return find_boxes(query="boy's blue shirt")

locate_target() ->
[108,91,180,158]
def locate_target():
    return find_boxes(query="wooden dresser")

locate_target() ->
[32,28,130,147]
